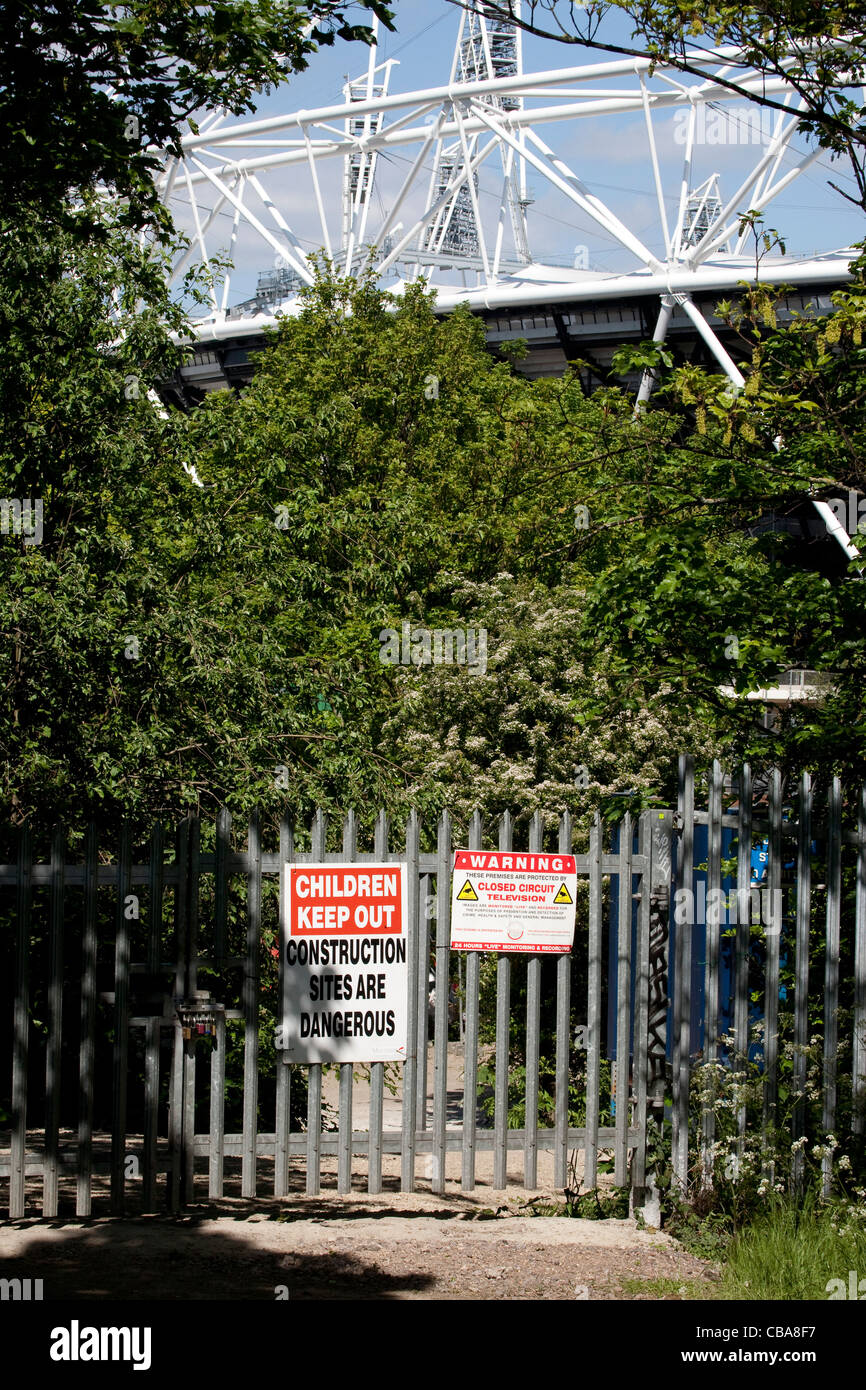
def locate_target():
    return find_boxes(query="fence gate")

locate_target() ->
[1,806,678,1216]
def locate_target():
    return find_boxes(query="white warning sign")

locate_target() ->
[450,850,578,954]
[281,862,408,1063]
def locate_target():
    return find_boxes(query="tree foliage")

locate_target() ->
[5,213,866,828]
[0,207,302,824]
[3,1,395,235]
[547,262,866,785]
[0,251,720,828]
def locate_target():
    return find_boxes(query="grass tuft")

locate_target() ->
[720,1191,866,1301]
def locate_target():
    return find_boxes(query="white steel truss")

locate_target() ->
[157,19,854,391]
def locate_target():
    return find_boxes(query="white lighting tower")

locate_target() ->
[342,18,397,274]
[682,175,728,251]
[423,1,530,267]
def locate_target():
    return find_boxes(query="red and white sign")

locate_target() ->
[280,862,408,1063]
[450,850,578,954]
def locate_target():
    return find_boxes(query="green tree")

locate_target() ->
[0,255,720,827]
[3,1,395,235]
[1,4,397,828]
[0,206,324,825]
[209,267,728,825]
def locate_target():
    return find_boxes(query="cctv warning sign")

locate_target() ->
[456,879,479,902]
[281,863,408,1063]
[450,850,578,954]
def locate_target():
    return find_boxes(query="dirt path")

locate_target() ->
[0,1196,718,1301]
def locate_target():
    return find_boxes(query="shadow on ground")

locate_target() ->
[0,1217,436,1300]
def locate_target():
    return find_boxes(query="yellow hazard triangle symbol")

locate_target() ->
[553,882,573,905]
[456,879,479,902]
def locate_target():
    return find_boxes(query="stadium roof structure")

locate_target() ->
[156,5,857,400]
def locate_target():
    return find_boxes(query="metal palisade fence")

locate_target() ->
[673,758,866,1198]
[1,759,865,1218]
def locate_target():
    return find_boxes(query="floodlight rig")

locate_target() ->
[420,1,531,267]
[342,17,398,274]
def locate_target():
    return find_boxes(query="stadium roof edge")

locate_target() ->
[180,253,856,345]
